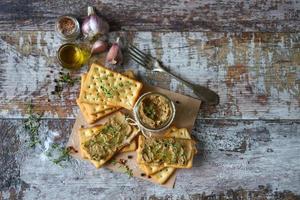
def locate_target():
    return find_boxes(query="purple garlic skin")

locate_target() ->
[81,6,109,40]
[91,40,108,54]
[106,42,123,65]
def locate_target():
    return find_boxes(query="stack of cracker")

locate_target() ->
[136,127,197,184]
[79,112,139,168]
[77,63,143,124]
[73,63,197,186]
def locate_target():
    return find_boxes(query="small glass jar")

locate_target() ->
[57,43,91,70]
[55,15,80,42]
[133,92,176,134]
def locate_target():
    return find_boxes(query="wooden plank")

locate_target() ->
[0,31,299,120]
[0,0,299,32]
[0,118,299,199]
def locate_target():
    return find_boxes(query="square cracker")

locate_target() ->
[78,73,117,115]
[150,127,193,184]
[120,138,137,153]
[77,99,120,124]
[80,63,143,110]
[79,112,140,168]
[137,133,196,169]
[138,127,193,176]
[151,167,176,185]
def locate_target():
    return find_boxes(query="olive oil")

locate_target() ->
[57,43,90,69]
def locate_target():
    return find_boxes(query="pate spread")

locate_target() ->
[83,118,132,161]
[141,138,187,165]
[138,94,172,129]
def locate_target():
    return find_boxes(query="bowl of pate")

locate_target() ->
[133,92,176,133]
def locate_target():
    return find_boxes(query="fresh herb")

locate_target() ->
[100,85,113,98]
[52,72,79,97]
[108,158,133,177]
[52,147,71,165]
[97,78,133,98]
[110,159,117,165]
[103,124,121,134]
[123,167,133,177]
[115,159,133,177]
[24,101,43,148]
[59,72,79,86]
[143,103,156,120]
[143,138,187,165]
[45,143,71,166]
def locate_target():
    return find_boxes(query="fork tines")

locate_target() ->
[128,44,152,69]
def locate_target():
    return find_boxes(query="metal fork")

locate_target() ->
[128,44,219,105]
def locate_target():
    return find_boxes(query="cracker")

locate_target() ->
[81,63,143,110]
[136,134,196,169]
[138,127,192,176]
[77,99,120,124]
[151,167,176,185]
[78,73,117,115]
[120,139,137,153]
[138,161,165,176]
[150,127,192,184]
[79,112,140,168]
[122,70,135,79]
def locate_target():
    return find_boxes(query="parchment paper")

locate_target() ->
[67,84,201,188]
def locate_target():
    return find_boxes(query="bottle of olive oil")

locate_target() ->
[57,43,90,69]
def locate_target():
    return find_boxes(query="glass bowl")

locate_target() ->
[133,92,176,133]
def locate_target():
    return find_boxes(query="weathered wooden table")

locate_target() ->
[1,1,300,199]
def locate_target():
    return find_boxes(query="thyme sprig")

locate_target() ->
[52,72,79,97]
[143,103,156,120]
[45,143,71,166]
[110,158,133,177]
[24,101,43,148]
[59,72,79,86]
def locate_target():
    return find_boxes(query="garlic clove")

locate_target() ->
[91,40,108,54]
[106,37,123,65]
[106,43,119,64]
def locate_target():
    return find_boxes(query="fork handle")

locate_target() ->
[163,69,219,105]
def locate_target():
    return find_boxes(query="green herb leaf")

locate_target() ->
[53,72,79,97]
[24,101,43,148]
[51,146,71,165]
[110,159,117,165]
[100,84,113,98]
[59,73,79,86]
[143,103,156,120]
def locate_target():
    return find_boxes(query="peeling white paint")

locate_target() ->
[247,34,255,66]
[227,37,234,66]
[0,31,299,120]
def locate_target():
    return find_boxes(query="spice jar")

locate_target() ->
[55,15,80,42]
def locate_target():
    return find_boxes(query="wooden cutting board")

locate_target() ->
[67,84,201,188]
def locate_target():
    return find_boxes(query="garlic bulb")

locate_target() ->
[91,40,108,54]
[106,37,123,65]
[81,6,109,40]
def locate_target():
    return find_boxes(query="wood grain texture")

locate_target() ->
[0,31,299,120]
[0,0,300,32]
[0,118,299,199]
